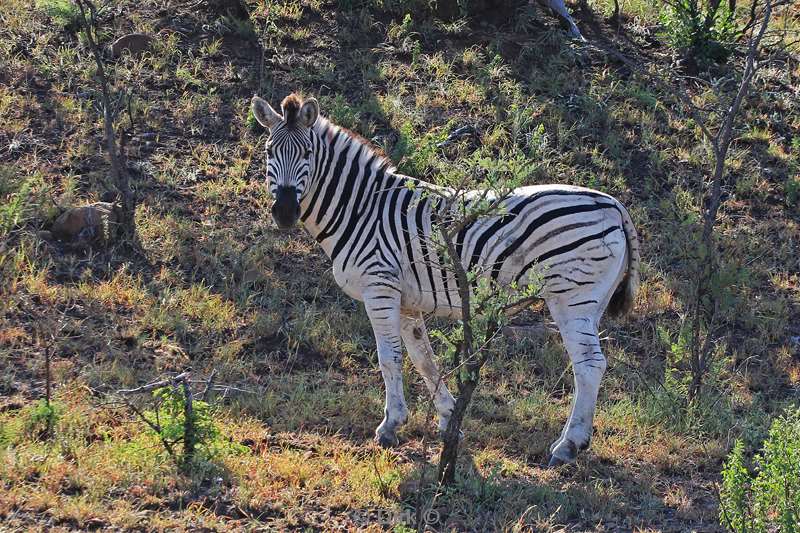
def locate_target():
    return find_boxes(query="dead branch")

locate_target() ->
[117,372,192,395]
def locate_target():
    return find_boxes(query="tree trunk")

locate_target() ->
[181,381,196,468]
[437,380,478,485]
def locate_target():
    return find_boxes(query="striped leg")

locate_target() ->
[546,300,606,466]
[364,286,409,448]
[399,313,456,434]
[544,0,584,39]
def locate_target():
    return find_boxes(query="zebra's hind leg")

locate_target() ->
[399,313,456,435]
[364,287,409,448]
[546,299,606,467]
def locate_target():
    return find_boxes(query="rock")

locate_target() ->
[50,202,120,247]
[109,33,154,58]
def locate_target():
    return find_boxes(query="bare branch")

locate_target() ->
[201,369,218,402]
[702,0,771,243]
[120,397,178,461]
[687,0,772,401]
[117,372,191,395]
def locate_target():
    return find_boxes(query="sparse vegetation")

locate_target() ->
[0,0,798,530]
[404,151,544,489]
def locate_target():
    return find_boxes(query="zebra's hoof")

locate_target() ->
[548,441,578,468]
[375,432,399,448]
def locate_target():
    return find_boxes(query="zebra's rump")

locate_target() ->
[399,185,635,317]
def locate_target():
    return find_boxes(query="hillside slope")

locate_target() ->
[1,0,798,530]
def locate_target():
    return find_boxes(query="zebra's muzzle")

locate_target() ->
[272,186,300,229]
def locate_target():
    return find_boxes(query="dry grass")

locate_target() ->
[1,0,798,530]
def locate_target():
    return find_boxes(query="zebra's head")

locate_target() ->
[251,93,319,229]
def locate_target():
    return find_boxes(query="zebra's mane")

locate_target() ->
[314,116,398,175]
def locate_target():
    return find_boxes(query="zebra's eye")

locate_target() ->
[266,146,274,157]
[304,149,312,159]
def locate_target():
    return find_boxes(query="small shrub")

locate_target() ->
[150,386,217,448]
[720,407,800,532]
[142,385,246,469]
[659,0,738,68]
[23,399,63,439]
[392,121,445,178]
[36,0,81,30]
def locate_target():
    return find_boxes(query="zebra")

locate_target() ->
[251,93,640,466]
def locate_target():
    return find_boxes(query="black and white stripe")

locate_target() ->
[253,94,640,465]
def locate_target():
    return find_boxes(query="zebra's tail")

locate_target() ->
[607,202,640,317]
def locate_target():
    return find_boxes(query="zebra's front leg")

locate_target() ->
[364,287,409,448]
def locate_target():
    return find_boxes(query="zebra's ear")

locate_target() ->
[251,96,282,130]
[299,98,319,128]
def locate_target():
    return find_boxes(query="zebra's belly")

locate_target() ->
[398,268,544,320]
[332,262,365,301]
[403,290,464,319]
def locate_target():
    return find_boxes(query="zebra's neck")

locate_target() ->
[299,117,400,258]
